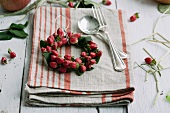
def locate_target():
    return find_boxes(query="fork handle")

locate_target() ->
[104,32,126,71]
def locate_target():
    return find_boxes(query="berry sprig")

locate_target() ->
[1,48,16,65]
[130,12,139,22]
[40,28,102,76]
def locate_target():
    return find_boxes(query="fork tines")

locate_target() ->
[92,6,107,29]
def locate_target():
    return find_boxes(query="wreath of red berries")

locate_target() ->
[40,28,102,76]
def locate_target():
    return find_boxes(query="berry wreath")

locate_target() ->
[40,28,102,76]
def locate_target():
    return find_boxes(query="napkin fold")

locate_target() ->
[25,7,135,106]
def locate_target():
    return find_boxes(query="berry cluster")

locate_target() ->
[40,28,102,76]
[1,48,16,64]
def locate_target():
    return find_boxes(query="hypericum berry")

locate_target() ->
[102,0,112,6]
[58,67,67,73]
[64,54,72,60]
[90,44,97,50]
[8,48,16,58]
[90,59,96,65]
[81,52,86,57]
[57,41,63,47]
[86,63,92,69]
[51,50,59,56]
[61,38,68,45]
[53,32,58,37]
[72,33,81,39]
[80,65,86,72]
[63,60,71,68]
[1,57,7,64]
[96,51,102,57]
[68,2,74,8]
[85,56,92,61]
[88,41,95,45]
[69,37,78,44]
[46,46,52,52]
[70,62,77,69]
[75,58,82,64]
[145,57,152,65]
[67,31,72,38]
[130,13,139,22]
[47,37,54,45]
[41,47,47,53]
[57,28,64,37]
[52,42,58,50]
[56,57,64,64]
[90,52,96,58]
[50,62,58,68]
[51,55,57,61]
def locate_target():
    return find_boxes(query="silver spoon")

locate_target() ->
[78,16,126,71]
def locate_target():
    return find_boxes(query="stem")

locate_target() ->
[135,62,147,72]
[145,72,148,82]
[148,40,170,44]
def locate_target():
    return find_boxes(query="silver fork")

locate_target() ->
[92,6,126,71]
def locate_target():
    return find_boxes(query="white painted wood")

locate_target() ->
[117,0,170,113]
[0,7,28,113]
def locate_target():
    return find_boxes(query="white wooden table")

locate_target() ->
[1,0,170,113]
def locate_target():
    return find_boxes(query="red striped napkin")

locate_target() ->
[25,7,134,106]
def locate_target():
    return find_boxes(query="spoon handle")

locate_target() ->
[99,32,126,71]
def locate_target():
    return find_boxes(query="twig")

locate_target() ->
[156,50,170,66]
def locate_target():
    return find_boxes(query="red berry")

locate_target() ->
[80,65,86,72]
[81,52,86,57]
[70,62,77,69]
[145,57,152,65]
[102,0,112,5]
[58,67,67,73]
[67,31,72,38]
[88,41,95,45]
[52,42,58,50]
[90,52,96,58]
[57,28,64,37]
[86,63,92,69]
[72,33,81,39]
[47,37,54,45]
[57,41,63,47]
[96,51,102,57]
[130,15,136,22]
[8,48,16,58]
[50,62,57,68]
[53,32,57,37]
[61,38,68,45]
[1,57,7,64]
[90,59,96,65]
[56,57,64,64]
[64,54,72,60]
[68,2,74,8]
[41,47,47,53]
[85,56,91,61]
[70,37,78,44]
[46,46,51,52]
[51,50,59,56]
[51,55,57,61]
[63,60,71,68]
[75,58,82,64]
[90,44,97,50]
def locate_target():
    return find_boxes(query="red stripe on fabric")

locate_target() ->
[118,10,130,88]
[52,8,58,88]
[86,92,91,94]
[28,9,37,86]
[34,7,42,86]
[40,7,47,87]
[46,7,53,87]
[102,94,106,103]
[64,8,71,90]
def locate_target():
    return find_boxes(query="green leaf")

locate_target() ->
[86,67,94,71]
[166,93,170,102]
[95,56,101,64]
[10,21,28,30]
[40,40,48,48]
[78,36,92,47]
[74,68,84,76]
[0,31,13,40]
[9,29,28,38]
[158,4,170,14]
[42,52,51,65]
[134,13,139,18]
[150,59,156,66]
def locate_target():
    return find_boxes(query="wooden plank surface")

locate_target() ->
[117,0,170,113]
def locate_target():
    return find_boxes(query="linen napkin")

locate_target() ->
[25,7,135,106]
